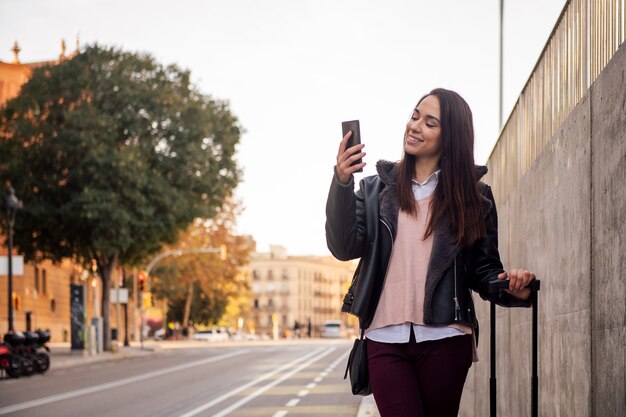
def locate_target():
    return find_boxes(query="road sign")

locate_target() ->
[0,255,24,275]
[110,288,129,304]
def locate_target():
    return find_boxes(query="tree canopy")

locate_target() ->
[0,44,242,349]
[150,199,254,329]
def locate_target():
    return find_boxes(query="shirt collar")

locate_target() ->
[412,169,440,186]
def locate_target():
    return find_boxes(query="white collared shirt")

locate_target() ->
[366,169,466,343]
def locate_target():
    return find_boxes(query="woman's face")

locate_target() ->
[404,94,442,161]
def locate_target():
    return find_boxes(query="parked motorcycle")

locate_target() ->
[31,330,51,373]
[1,331,30,378]
[0,336,21,378]
[0,329,51,378]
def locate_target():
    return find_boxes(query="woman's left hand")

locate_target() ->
[497,269,536,300]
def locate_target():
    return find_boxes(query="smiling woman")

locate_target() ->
[326,87,536,416]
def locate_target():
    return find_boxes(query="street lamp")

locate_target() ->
[139,246,228,345]
[2,187,23,332]
[144,245,227,277]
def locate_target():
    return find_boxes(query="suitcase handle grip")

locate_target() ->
[488,278,541,294]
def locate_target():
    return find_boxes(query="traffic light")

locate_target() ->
[138,272,146,292]
[220,244,227,261]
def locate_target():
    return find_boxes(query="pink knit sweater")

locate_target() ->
[369,195,472,337]
[369,196,434,329]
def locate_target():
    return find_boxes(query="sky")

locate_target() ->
[0,0,567,256]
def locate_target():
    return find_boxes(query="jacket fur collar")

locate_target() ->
[374,160,489,227]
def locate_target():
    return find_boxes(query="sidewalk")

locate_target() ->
[356,395,380,417]
[48,341,161,370]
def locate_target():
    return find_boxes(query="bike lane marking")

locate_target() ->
[208,347,336,417]
[177,346,330,417]
[0,349,249,416]
[273,345,351,416]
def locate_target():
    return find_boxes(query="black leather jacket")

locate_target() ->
[325,160,529,335]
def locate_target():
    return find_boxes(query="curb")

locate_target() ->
[50,345,161,370]
[356,395,380,417]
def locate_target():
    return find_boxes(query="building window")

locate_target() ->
[34,267,40,292]
[42,269,47,295]
[267,270,274,280]
[50,298,56,312]
[252,270,259,280]
[254,299,259,309]
[268,298,274,307]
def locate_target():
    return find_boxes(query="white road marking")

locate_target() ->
[306,382,316,389]
[286,399,300,407]
[271,411,288,417]
[0,350,249,416]
[178,346,329,417]
[297,390,309,397]
[210,347,335,417]
[314,376,323,382]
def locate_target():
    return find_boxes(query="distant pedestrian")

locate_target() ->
[326,88,536,417]
[307,319,312,338]
[293,320,301,338]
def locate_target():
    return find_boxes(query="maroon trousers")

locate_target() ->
[367,333,473,417]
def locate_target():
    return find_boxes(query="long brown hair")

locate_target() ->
[397,88,486,247]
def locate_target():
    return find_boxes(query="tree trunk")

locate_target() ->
[97,253,118,352]
[182,278,194,333]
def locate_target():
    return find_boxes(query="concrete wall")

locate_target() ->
[459,43,625,416]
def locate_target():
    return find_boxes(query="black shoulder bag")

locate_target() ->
[344,328,371,396]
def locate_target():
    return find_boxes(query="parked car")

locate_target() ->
[153,328,166,340]
[229,331,261,341]
[192,327,229,342]
[320,320,347,338]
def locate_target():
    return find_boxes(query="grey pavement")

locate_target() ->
[44,340,379,416]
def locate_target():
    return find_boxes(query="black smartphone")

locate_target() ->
[341,120,363,172]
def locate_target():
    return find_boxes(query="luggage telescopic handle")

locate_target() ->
[489,278,540,417]
[487,278,541,294]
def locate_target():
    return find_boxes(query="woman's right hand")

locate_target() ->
[336,131,366,184]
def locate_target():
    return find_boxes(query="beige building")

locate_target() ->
[248,245,357,338]
[0,253,76,341]
[0,40,71,107]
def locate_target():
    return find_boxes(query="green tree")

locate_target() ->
[165,282,227,327]
[0,45,242,350]
[150,199,254,328]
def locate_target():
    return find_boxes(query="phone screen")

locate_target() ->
[341,120,363,172]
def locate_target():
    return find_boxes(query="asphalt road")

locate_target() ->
[0,339,361,417]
